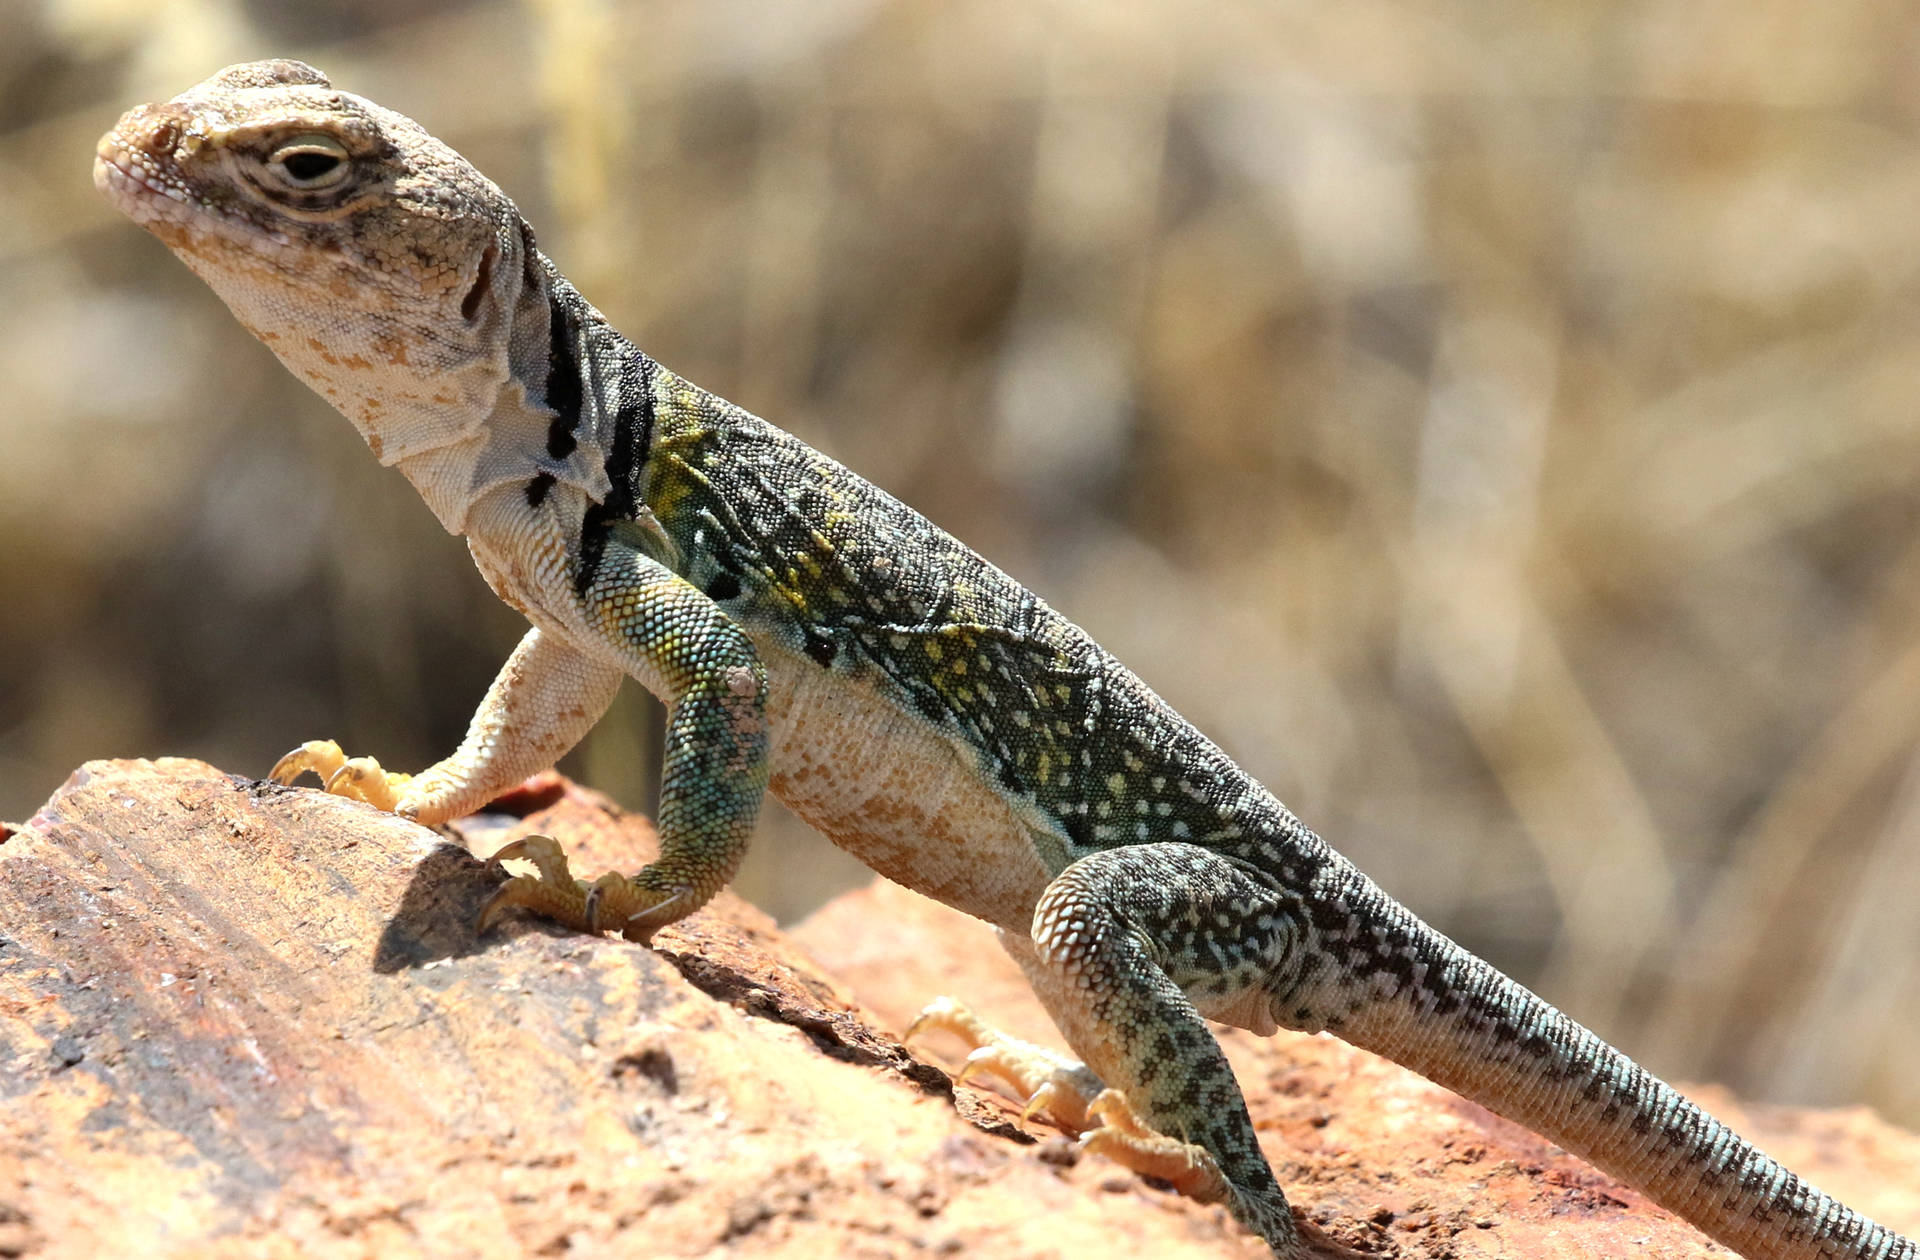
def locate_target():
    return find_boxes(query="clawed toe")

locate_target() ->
[269,739,410,812]
[477,838,686,944]
[487,833,570,881]
[1017,1078,1073,1124]
[904,998,1241,1214]
[1081,1087,1231,1205]
[478,834,590,935]
[905,996,1103,1132]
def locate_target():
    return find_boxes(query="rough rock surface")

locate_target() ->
[1,759,1915,1258]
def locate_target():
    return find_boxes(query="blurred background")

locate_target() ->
[3,0,1918,1130]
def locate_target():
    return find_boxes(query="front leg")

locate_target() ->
[271,626,624,825]
[479,537,770,944]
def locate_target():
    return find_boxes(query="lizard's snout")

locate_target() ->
[93,104,204,231]
[98,102,189,168]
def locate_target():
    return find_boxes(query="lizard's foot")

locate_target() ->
[905,996,1104,1131]
[905,999,1241,1212]
[478,834,689,944]
[1082,1087,1232,1206]
[269,739,413,813]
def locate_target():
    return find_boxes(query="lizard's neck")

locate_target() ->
[388,264,651,541]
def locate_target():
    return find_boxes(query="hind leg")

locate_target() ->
[924,843,1306,1255]
[1021,845,1300,1251]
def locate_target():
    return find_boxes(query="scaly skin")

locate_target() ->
[96,61,1915,1259]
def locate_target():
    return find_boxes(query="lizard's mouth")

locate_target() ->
[94,144,193,230]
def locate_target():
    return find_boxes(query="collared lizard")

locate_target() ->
[93,60,1914,1259]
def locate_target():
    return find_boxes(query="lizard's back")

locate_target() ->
[646,372,1331,941]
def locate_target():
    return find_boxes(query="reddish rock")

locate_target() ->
[0,760,1913,1258]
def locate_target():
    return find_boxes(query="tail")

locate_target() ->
[1320,878,1915,1260]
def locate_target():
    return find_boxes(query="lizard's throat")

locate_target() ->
[262,338,519,536]
[391,277,651,543]
[223,250,636,541]
[383,373,622,538]
[179,253,524,533]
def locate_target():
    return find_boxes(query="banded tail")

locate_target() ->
[1333,894,1913,1260]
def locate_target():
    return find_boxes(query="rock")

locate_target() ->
[1,759,1914,1258]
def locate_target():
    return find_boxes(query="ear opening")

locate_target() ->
[518,218,543,291]
[461,243,498,323]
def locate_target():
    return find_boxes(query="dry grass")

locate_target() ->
[3,0,1917,1127]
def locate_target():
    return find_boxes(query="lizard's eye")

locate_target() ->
[267,135,351,188]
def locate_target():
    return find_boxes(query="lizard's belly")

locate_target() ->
[755,639,1057,936]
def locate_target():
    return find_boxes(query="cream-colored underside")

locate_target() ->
[756,639,1058,938]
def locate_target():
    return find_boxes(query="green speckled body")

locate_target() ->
[642,369,1289,865]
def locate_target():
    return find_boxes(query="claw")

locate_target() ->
[489,833,569,880]
[269,739,347,786]
[488,838,533,863]
[1084,1088,1137,1132]
[475,881,522,937]
[1020,1079,1063,1124]
[598,875,685,945]
[952,1051,984,1089]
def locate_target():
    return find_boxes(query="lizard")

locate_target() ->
[92,59,1914,1260]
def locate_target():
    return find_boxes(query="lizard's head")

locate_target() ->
[95,60,532,462]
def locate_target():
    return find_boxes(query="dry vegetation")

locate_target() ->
[2,0,1917,1137]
